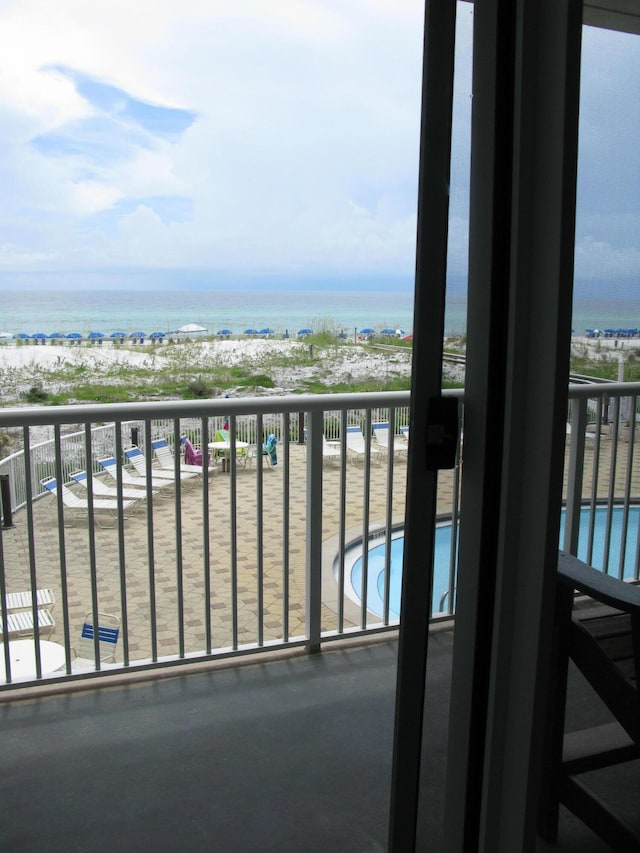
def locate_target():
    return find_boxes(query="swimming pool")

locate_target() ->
[346,505,640,619]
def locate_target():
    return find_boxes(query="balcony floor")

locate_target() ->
[0,627,635,851]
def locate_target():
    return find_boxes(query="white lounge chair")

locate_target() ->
[41,477,136,527]
[98,456,175,491]
[70,471,156,505]
[152,438,214,476]
[4,589,55,613]
[372,422,408,457]
[345,425,383,466]
[124,447,198,484]
[0,608,55,640]
[322,434,341,465]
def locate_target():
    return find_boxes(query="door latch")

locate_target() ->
[425,396,459,470]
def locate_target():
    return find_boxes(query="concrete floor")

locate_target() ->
[0,627,636,851]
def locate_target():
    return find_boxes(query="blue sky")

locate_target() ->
[0,1,637,291]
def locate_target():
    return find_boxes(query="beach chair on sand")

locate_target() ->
[124,447,198,484]
[41,477,136,527]
[345,426,383,466]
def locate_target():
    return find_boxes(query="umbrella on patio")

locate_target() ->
[177,323,207,334]
[297,328,313,336]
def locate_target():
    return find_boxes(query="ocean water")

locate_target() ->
[0,287,637,340]
[0,289,421,339]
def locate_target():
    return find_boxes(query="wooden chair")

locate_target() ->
[539,550,640,850]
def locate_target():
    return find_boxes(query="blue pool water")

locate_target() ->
[349,506,640,618]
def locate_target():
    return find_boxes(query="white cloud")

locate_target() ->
[0,1,636,286]
[574,237,640,280]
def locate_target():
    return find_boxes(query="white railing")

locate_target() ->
[0,381,638,691]
[0,393,420,689]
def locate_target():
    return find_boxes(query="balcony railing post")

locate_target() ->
[564,396,587,554]
[0,474,14,529]
[306,408,323,652]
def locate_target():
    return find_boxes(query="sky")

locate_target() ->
[0,1,637,292]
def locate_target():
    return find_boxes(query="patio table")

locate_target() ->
[208,440,249,472]
[0,639,66,680]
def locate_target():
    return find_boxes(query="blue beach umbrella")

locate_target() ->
[15,332,30,340]
[88,331,104,339]
[110,331,126,339]
[31,332,47,340]
[150,331,165,340]
[297,328,312,336]
[66,332,82,340]
[48,332,64,339]
[380,328,396,336]
[359,328,376,335]
[217,329,232,336]
[244,328,258,335]
[130,332,147,339]
[259,328,274,335]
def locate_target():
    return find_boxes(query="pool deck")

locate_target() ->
[0,442,430,662]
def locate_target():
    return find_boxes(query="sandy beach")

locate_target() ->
[0,333,635,411]
[0,337,416,404]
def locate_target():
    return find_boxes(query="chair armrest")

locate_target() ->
[558,551,640,614]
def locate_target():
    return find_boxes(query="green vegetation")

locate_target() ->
[22,385,50,404]
[0,336,418,406]
[570,349,640,382]
[299,375,412,394]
